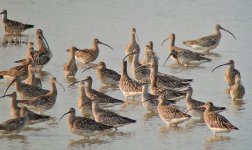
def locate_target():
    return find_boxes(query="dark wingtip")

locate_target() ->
[221,107,226,110]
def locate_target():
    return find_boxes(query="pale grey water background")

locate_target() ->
[0,0,252,150]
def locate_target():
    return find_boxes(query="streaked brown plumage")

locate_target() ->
[59,108,113,138]
[31,29,52,71]
[75,38,113,64]
[82,61,121,86]
[202,102,238,135]
[17,77,64,114]
[230,73,245,100]
[119,61,142,100]
[67,76,124,106]
[0,107,28,134]
[24,64,42,87]
[162,33,211,66]
[157,95,191,126]
[0,9,34,34]
[89,95,136,129]
[4,76,49,100]
[183,24,236,52]
[63,46,78,78]
[185,87,226,119]
[141,84,175,112]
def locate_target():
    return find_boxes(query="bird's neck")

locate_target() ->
[185,92,192,102]
[67,113,75,129]
[150,75,157,88]
[79,87,87,101]
[49,82,57,95]
[10,97,18,110]
[130,33,136,43]
[142,86,149,100]
[92,42,99,51]
[214,28,221,36]
[2,13,7,21]
[132,53,140,69]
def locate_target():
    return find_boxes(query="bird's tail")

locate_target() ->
[200,56,212,62]
[14,59,26,63]
[24,24,34,30]
[17,100,30,104]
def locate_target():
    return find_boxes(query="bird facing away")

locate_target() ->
[68,76,124,106]
[124,48,150,82]
[230,73,245,101]
[31,29,52,71]
[183,24,236,53]
[212,60,240,87]
[162,33,211,66]
[24,64,42,88]
[0,9,34,35]
[149,74,187,101]
[141,84,175,113]
[63,46,79,78]
[4,76,49,100]
[125,27,140,63]
[75,38,113,64]
[77,81,92,118]
[59,108,113,138]
[201,102,238,136]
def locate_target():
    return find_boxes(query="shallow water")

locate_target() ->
[0,0,252,150]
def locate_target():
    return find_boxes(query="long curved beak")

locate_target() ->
[161,38,169,46]
[68,79,87,88]
[123,50,137,62]
[220,27,236,40]
[79,100,92,109]
[142,99,152,103]
[59,111,71,122]
[98,41,114,50]
[4,78,17,97]
[82,65,97,73]
[212,62,230,72]
[0,93,13,98]
[163,53,172,67]
[56,80,65,91]
[41,33,50,50]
